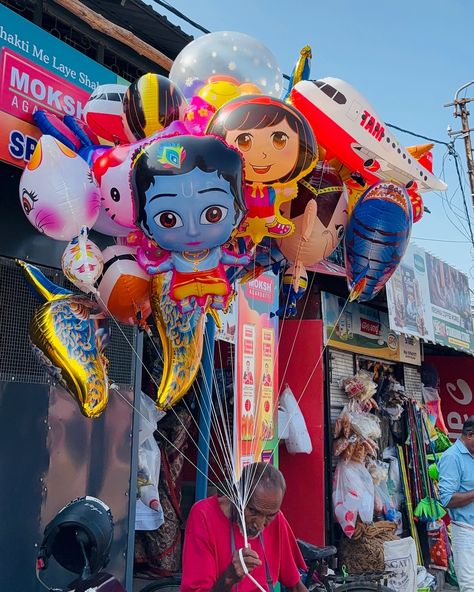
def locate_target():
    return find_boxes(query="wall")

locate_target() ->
[279,319,325,545]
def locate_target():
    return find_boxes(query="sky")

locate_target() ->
[149,0,474,295]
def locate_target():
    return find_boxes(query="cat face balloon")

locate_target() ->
[19,135,100,241]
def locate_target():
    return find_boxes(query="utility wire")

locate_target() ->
[450,146,474,246]
[385,123,452,147]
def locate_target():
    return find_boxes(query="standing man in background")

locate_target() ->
[439,417,474,591]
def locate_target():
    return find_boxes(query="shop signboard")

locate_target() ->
[386,244,474,354]
[234,271,279,475]
[0,4,121,168]
[321,291,421,365]
[426,355,474,439]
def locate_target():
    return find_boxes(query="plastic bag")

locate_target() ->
[279,385,312,454]
[135,392,165,531]
[427,520,450,570]
[384,537,417,592]
[333,460,374,537]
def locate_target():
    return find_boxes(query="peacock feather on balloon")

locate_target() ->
[18,260,110,418]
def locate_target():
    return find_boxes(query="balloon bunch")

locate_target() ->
[17,28,445,415]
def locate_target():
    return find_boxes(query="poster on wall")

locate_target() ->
[385,244,434,341]
[234,271,279,475]
[425,253,473,352]
[425,355,474,439]
[321,291,421,365]
[386,244,474,353]
[0,4,124,168]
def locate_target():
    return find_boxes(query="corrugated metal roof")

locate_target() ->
[80,0,193,60]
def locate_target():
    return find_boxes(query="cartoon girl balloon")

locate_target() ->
[131,135,250,313]
[207,95,317,244]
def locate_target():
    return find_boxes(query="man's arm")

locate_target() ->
[438,450,463,509]
[446,490,474,509]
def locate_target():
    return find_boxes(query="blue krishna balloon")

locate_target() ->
[344,181,412,302]
[131,135,250,313]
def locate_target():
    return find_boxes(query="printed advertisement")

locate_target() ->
[385,243,434,341]
[321,291,421,365]
[235,271,279,474]
[426,355,474,440]
[386,244,474,353]
[0,4,121,168]
[214,288,238,344]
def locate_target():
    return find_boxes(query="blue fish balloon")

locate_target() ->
[344,182,412,302]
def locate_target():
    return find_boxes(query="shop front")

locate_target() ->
[0,3,190,590]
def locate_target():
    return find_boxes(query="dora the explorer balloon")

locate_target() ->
[131,135,249,313]
[207,95,317,244]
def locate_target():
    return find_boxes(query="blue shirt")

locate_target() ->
[438,438,474,525]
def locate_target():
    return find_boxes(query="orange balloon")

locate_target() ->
[97,245,151,326]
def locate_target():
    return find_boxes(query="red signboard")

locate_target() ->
[0,47,90,123]
[426,355,474,439]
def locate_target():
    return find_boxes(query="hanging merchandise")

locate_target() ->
[207,95,318,244]
[426,520,451,571]
[333,460,375,537]
[279,385,312,454]
[135,392,165,531]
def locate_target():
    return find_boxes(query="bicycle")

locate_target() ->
[298,539,395,592]
[136,540,395,592]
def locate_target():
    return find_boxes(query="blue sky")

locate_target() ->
[150,0,474,295]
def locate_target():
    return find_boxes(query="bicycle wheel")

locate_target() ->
[334,584,394,592]
[138,577,181,592]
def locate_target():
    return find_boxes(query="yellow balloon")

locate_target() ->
[198,78,241,110]
[151,272,207,410]
[18,260,109,419]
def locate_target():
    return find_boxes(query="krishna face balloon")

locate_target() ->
[207,95,317,244]
[131,135,250,313]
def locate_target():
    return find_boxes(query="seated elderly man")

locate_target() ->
[182,462,307,592]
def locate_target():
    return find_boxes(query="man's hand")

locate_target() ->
[211,547,262,592]
[228,547,262,582]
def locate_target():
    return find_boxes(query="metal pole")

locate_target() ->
[195,316,216,502]
[445,81,474,208]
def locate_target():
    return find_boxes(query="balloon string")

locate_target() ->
[97,294,241,505]
[245,294,351,505]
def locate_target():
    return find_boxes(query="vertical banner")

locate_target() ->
[235,271,279,474]
[426,355,474,439]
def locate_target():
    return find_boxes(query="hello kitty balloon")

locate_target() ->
[19,135,100,241]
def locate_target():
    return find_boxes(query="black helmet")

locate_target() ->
[37,496,114,577]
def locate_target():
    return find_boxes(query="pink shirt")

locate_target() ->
[182,495,305,592]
